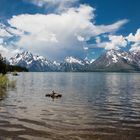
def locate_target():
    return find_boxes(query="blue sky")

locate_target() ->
[0,0,140,60]
[82,0,140,34]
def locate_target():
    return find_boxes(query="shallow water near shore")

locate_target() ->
[0,72,140,140]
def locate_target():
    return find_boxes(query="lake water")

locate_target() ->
[0,72,140,140]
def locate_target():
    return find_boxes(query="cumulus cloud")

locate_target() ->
[7,4,128,60]
[105,35,127,50]
[0,44,20,59]
[127,28,140,42]
[95,28,140,52]
[127,28,140,52]
[91,35,127,50]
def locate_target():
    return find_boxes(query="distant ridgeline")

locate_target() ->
[9,50,140,72]
[0,54,28,74]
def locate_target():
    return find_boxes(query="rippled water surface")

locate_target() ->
[0,72,140,140]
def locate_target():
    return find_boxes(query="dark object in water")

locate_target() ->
[12,72,19,76]
[46,91,62,98]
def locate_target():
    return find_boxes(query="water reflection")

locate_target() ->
[0,89,7,100]
[0,72,140,140]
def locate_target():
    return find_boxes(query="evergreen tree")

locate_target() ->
[0,54,6,74]
[0,53,28,73]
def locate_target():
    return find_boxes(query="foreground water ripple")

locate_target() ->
[0,72,140,140]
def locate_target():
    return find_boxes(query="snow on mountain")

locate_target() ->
[9,50,140,72]
[9,52,88,72]
[130,51,140,67]
[90,59,95,64]
[59,56,87,72]
[106,50,120,63]
[90,49,140,72]
[65,56,85,65]
[9,51,59,72]
[106,49,134,64]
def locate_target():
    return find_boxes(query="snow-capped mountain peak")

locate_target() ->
[90,49,140,72]
[9,52,89,72]
[65,56,85,65]
[106,49,121,63]
[9,51,58,72]
[9,50,140,72]
[105,49,134,64]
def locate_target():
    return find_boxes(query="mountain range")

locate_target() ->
[9,50,140,72]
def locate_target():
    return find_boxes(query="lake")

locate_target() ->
[0,72,140,140]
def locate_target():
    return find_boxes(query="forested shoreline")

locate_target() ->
[0,54,28,74]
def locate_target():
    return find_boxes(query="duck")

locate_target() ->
[46,91,62,98]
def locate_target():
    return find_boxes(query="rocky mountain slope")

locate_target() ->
[90,50,140,72]
[9,50,140,72]
[9,51,58,72]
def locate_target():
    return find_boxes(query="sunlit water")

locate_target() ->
[0,72,140,140]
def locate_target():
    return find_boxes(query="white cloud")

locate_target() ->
[0,24,24,59]
[130,43,140,52]
[0,23,24,39]
[127,28,140,42]
[7,5,128,60]
[0,24,12,37]
[105,35,127,50]
[92,20,128,35]
[0,44,20,59]
[0,45,9,57]
[27,0,77,6]
[83,47,88,50]
[95,36,101,44]
[7,27,24,36]
[94,35,127,50]
[0,38,3,44]
[76,35,85,42]
[25,0,79,12]
[127,28,140,52]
